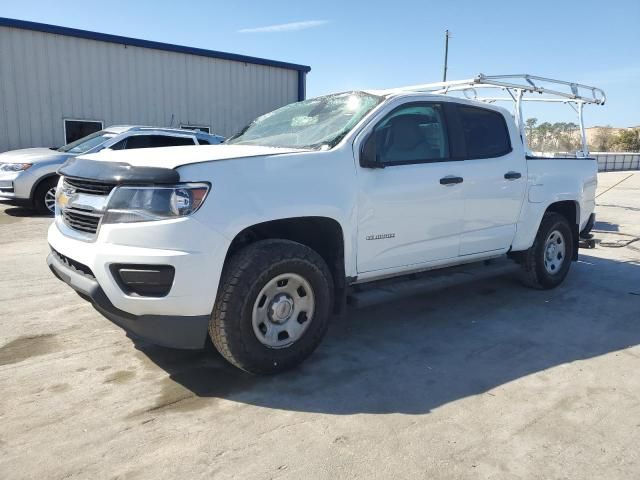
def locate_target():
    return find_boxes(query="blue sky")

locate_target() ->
[3,0,639,127]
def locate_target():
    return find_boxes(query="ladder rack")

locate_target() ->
[381,74,606,156]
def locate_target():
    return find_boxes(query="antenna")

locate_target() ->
[442,30,452,82]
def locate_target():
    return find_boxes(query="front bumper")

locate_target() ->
[0,171,20,201]
[47,249,209,348]
[0,168,40,202]
[47,216,230,349]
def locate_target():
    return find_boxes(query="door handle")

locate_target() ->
[440,175,463,186]
[504,171,522,180]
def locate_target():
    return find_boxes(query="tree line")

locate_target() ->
[525,118,640,153]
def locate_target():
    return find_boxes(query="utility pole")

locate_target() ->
[443,30,451,82]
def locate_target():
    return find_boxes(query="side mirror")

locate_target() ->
[359,133,384,169]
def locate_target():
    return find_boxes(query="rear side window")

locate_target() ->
[154,136,195,147]
[124,135,195,149]
[458,106,511,158]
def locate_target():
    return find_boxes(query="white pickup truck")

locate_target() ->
[47,74,604,374]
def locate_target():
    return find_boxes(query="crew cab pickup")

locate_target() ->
[47,74,603,374]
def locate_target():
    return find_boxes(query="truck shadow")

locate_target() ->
[135,252,640,415]
[593,220,620,232]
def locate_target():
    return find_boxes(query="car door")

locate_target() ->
[356,101,465,274]
[454,104,527,256]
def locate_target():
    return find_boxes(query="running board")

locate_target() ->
[347,257,518,309]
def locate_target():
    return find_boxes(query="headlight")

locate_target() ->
[0,163,32,172]
[102,183,210,224]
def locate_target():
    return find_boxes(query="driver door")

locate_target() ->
[356,101,465,274]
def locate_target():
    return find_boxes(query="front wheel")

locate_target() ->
[519,212,574,289]
[210,240,333,374]
[34,176,59,215]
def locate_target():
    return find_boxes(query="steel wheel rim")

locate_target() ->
[44,186,57,213]
[543,229,566,275]
[252,273,315,349]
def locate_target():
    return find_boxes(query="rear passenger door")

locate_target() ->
[454,105,527,256]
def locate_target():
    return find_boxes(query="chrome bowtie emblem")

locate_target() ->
[57,184,76,210]
[62,184,76,196]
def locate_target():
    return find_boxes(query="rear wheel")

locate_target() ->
[210,239,333,374]
[34,176,58,215]
[519,212,574,289]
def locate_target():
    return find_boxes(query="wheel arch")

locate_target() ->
[29,172,60,201]
[223,216,347,314]
[542,200,580,261]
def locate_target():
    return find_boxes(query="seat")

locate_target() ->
[383,115,434,163]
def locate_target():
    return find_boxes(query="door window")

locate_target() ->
[458,106,511,158]
[124,135,195,149]
[109,139,126,150]
[373,104,449,165]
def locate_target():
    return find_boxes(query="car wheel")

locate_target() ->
[210,239,333,374]
[34,176,59,215]
[519,212,574,289]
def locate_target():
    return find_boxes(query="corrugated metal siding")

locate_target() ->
[593,152,640,172]
[0,26,299,152]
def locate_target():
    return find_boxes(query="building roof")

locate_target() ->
[0,17,311,73]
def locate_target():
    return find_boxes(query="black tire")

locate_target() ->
[519,212,574,289]
[33,176,59,215]
[210,239,334,374]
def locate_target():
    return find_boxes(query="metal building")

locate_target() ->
[0,17,310,152]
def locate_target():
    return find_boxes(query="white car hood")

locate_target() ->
[79,144,307,169]
[0,147,73,164]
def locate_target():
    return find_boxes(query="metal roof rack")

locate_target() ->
[383,74,606,156]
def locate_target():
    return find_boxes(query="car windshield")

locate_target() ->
[226,91,383,149]
[58,131,116,154]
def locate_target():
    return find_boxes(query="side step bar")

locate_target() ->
[347,257,518,309]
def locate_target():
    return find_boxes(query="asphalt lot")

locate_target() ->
[1,171,639,479]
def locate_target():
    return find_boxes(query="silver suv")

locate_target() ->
[0,126,224,214]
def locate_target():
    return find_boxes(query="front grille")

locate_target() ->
[64,177,116,196]
[50,247,95,279]
[62,208,102,234]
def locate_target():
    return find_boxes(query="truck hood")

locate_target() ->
[0,148,73,164]
[79,144,307,169]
